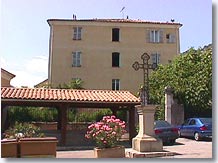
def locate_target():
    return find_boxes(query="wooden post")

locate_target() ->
[129,106,136,143]
[59,104,68,146]
[110,108,117,117]
[57,108,62,130]
[1,105,9,133]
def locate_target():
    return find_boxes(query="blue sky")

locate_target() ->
[0,0,213,87]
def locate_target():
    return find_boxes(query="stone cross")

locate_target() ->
[132,53,157,105]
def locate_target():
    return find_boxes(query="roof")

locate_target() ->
[47,18,182,26]
[1,87,140,104]
[34,79,48,88]
[1,68,16,78]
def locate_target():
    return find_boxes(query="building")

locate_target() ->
[1,68,16,87]
[47,18,182,94]
[34,79,49,88]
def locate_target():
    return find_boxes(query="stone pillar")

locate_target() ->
[164,86,184,126]
[164,86,174,124]
[132,105,163,152]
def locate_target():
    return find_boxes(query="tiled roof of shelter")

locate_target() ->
[1,87,140,103]
[47,18,182,26]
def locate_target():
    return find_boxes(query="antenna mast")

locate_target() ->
[120,0,126,19]
[120,6,125,19]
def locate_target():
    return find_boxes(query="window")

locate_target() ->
[72,51,81,67]
[148,29,163,43]
[112,28,120,42]
[151,53,160,68]
[73,27,82,40]
[166,34,176,43]
[189,119,196,125]
[112,52,120,67]
[112,79,120,90]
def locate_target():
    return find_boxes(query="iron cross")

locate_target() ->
[132,53,157,105]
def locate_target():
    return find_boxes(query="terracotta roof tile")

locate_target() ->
[47,18,182,26]
[1,87,140,103]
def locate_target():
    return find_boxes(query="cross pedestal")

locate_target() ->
[132,105,163,152]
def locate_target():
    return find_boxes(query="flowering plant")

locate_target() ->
[85,115,126,148]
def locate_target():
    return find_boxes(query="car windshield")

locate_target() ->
[154,121,171,128]
[199,118,212,124]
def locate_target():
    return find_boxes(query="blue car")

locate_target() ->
[178,118,212,141]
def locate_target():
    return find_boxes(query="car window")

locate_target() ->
[154,121,171,128]
[189,119,196,125]
[199,118,212,124]
[183,119,190,125]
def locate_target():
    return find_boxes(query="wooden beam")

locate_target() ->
[129,106,136,143]
[57,108,62,130]
[110,107,118,117]
[59,104,68,146]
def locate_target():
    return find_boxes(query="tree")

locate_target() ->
[149,44,212,118]
[57,78,84,89]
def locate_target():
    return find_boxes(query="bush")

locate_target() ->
[8,106,58,123]
[3,122,45,139]
[7,107,128,124]
[85,115,126,148]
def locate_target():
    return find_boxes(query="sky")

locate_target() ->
[0,0,213,88]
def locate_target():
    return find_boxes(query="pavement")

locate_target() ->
[56,138,212,158]
[57,149,95,158]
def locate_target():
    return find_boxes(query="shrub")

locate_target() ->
[3,122,45,139]
[85,115,126,148]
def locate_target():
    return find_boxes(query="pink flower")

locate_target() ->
[85,115,126,148]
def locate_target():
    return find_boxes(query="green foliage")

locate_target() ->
[72,109,112,122]
[8,106,58,123]
[3,122,45,139]
[149,45,212,118]
[8,107,113,123]
[57,79,84,89]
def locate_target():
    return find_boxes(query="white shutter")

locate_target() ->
[151,54,156,63]
[78,27,82,40]
[72,52,76,66]
[77,52,81,66]
[170,34,176,43]
[146,29,152,43]
[159,29,164,43]
[73,28,77,40]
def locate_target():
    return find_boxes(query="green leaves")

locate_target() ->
[149,44,212,118]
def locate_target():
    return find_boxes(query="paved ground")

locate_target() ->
[56,138,212,159]
[161,138,212,158]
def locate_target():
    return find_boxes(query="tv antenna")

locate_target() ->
[120,0,126,19]
[120,6,125,19]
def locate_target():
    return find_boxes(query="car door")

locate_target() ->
[186,119,197,136]
[180,119,190,136]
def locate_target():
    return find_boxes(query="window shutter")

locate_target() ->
[72,51,81,67]
[159,29,164,43]
[72,52,76,66]
[171,34,176,43]
[151,54,156,63]
[146,30,151,43]
[73,28,77,40]
[157,54,160,64]
[78,27,82,40]
[76,52,80,66]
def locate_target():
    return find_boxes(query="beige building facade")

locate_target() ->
[47,18,182,95]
